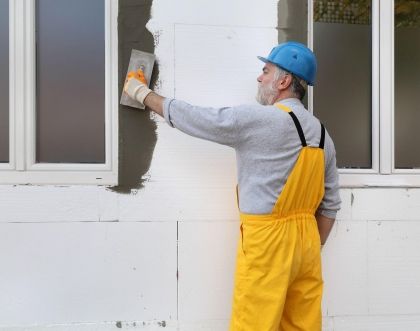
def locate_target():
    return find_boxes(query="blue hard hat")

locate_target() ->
[258,41,317,86]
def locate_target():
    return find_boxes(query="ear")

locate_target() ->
[276,74,293,91]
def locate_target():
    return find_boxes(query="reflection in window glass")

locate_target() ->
[277,0,308,106]
[313,0,372,168]
[0,0,9,163]
[36,0,105,163]
[277,0,308,44]
[395,1,420,169]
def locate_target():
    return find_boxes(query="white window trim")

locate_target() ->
[309,0,420,188]
[0,0,118,185]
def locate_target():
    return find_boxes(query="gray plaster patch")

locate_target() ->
[109,0,158,194]
[277,0,309,106]
[277,0,308,44]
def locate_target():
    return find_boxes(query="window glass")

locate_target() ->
[277,0,308,44]
[277,0,309,106]
[394,0,420,169]
[36,0,105,163]
[313,0,372,168]
[0,0,9,163]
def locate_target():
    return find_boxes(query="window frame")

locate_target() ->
[308,0,420,187]
[0,0,118,185]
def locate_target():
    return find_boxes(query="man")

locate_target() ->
[124,41,341,331]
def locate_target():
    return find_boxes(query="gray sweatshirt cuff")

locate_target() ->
[163,98,175,127]
[317,208,338,220]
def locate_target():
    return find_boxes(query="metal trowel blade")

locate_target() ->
[120,49,156,109]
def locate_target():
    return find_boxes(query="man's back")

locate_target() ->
[163,97,340,218]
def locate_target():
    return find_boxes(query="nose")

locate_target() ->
[257,74,262,83]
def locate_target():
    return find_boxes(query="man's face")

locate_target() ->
[256,63,280,105]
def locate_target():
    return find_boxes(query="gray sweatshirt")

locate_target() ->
[163,97,341,219]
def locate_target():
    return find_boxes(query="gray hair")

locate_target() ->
[272,66,307,101]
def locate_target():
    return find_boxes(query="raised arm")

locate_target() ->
[123,69,240,147]
[144,92,165,117]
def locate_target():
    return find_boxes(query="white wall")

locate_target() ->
[1,0,420,330]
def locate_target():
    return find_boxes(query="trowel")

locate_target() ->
[120,49,156,109]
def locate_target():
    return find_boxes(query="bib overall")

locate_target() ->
[229,104,326,331]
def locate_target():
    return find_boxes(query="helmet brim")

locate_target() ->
[257,56,270,63]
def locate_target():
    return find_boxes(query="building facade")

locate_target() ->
[1,0,419,330]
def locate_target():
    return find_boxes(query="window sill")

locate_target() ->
[339,173,420,188]
[0,170,118,185]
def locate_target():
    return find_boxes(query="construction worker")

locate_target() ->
[124,41,341,331]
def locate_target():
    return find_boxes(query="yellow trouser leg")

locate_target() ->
[230,219,301,331]
[280,218,323,331]
[279,268,323,331]
[229,218,323,331]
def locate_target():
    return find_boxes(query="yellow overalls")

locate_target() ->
[230,103,326,331]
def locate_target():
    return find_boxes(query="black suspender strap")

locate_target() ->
[319,123,325,149]
[288,112,307,147]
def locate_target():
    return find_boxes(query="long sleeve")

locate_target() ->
[317,131,341,219]
[163,98,240,147]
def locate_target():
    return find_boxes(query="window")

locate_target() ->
[0,0,118,185]
[0,0,9,164]
[313,0,372,169]
[309,0,420,186]
[394,0,420,169]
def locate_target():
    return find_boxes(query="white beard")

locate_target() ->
[256,82,278,105]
